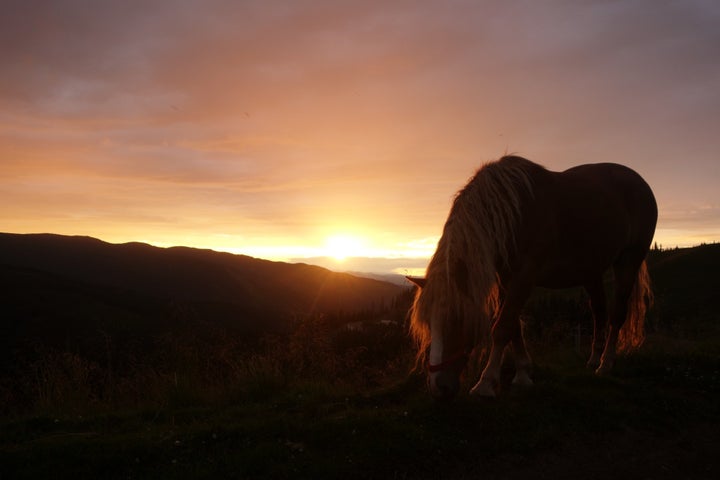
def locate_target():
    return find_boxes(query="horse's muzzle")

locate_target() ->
[429,371,460,401]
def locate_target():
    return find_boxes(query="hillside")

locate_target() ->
[0,233,405,362]
[645,243,720,338]
[0,233,403,313]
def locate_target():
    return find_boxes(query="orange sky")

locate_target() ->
[1,1,719,274]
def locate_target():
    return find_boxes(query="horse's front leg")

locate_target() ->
[471,282,531,397]
[470,333,507,397]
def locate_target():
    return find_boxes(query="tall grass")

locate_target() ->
[2,314,414,416]
[4,275,718,419]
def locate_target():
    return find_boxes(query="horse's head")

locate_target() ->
[408,276,469,401]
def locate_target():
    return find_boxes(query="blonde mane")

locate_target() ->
[410,156,537,364]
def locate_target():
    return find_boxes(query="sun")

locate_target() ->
[324,234,364,262]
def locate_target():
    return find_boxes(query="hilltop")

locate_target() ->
[0,232,404,318]
[0,233,406,364]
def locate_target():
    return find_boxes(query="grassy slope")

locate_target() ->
[2,346,719,480]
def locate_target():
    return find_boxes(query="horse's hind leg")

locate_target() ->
[510,323,533,387]
[585,277,608,370]
[597,254,643,375]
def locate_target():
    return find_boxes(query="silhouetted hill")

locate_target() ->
[0,233,405,355]
[0,233,402,310]
[647,243,720,332]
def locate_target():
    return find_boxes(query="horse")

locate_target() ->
[408,155,657,400]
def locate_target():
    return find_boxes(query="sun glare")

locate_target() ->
[324,234,364,262]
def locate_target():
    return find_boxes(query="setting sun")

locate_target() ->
[324,235,365,262]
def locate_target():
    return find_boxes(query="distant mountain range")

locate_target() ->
[346,271,409,286]
[0,233,407,355]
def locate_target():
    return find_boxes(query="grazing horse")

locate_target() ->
[408,155,657,400]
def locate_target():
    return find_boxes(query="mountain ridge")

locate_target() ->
[0,232,406,334]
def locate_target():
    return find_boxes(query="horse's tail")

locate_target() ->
[618,260,653,352]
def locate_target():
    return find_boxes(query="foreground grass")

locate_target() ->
[2,345,719,480]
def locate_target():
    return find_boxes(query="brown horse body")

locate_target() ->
[409,156,657,399]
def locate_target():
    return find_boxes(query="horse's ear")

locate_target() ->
[406,276,426,289]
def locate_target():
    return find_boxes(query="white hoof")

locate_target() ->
[586,352,602,370]
[595,362,613,376]
[470,380,496,398]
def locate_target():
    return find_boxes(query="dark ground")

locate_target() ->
[2,341,719,480]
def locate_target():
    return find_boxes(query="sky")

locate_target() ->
[1,0,719,275]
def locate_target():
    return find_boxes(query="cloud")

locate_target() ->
[5,1,718,163]
[660,204,720,228]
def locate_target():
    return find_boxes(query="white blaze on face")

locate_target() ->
[429,314,443,366]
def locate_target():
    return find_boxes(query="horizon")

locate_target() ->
[2,230,715,278]
[2,1,719,271]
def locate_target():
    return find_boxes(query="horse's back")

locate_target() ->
[561,163,655,204]
[556,162,657,239]
[522,162,657,286]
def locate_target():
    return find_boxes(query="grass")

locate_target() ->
[3,341,719,480]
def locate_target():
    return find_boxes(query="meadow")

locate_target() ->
[2,244,720,479]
